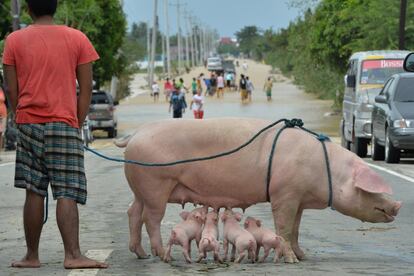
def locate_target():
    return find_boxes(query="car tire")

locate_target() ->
[341,123,350,150]
[371,134,384,161]
[108,128,117,138]
[352,137,368,158]
[385,128,400,163]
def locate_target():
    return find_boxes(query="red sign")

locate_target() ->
[362,59,403,70]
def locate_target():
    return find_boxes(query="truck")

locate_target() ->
[341,50,410,157]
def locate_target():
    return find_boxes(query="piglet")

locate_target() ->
[196,211,222,263]
[221,209,257,263]
[244,216,285,263]
[163,207,206,263]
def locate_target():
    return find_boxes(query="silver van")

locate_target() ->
[341,50,409,157]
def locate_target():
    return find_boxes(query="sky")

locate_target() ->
[122,0,302,37]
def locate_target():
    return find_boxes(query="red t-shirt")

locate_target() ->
[2,25,99,128]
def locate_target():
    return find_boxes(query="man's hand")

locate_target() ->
[3,64,18,114]
[76,63,93,128]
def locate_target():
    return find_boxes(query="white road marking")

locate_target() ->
[367,163,414,184]
[0,162,14,167]
[67,249,112,276]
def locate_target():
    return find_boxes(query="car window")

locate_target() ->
[394,78,414,102]
[91,92,111,104]
[379,78,393,96]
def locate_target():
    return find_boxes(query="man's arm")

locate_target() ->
[76,63,93,128]
[3,65,18,114]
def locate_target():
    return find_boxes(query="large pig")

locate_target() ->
[117,118,402,263]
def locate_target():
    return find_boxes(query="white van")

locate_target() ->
[341,50,410,157]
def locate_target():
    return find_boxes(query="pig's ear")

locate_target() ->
[353,163,393,195]
[180,211,190,220]
[243,220,249,228]
[235,212,243,222]
[256,220,262,227]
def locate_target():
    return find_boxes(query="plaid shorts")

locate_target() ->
[15,123,87,204]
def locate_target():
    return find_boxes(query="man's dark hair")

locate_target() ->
[26,0,58,17]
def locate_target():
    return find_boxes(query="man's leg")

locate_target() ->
[11,190,44,268]
[56,198,108,269]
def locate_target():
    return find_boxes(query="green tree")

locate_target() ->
[235,26,261,58]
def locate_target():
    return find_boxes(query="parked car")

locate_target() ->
[89,90,118,138]
[371,73,414,163]
[341,50,409,157]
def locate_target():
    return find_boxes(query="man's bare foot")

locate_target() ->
[11,257,41,268]
[64,255,108,269]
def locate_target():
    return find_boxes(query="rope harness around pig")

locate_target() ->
[42,118,335,225]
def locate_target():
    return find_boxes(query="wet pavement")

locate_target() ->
[1,60,413,275]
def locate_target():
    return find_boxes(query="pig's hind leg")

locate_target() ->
[292,208,305,260]
[128,198,149,259]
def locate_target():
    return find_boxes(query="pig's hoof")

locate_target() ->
[284,255,299,264]
[129,244,149,259]
[293,247,306,260]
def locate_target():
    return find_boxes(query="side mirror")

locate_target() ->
[346,75,356,88]
[403,53,414,72]
[375,95,387,104]
[114,100,119,106]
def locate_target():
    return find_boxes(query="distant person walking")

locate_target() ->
[242,61,248,72]
[210,73,217,96]
[203,77,211,96]
[190,90,204,119]
[197,73,204,95]
[169,87,187,118]
[164,78,173,102]
[191,78,197,95]
[216,73,225,98]
[239,74,248,103]
[151,81,160,102]
[225,72,233,91]
[264,77,273,101]
[246,76,254,102]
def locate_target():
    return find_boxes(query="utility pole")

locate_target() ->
[164,0,171,77]
[146,22,151,86]
[184,10,190,68]
[194,25,200,66]
[11,0,20,31]
[161,28,166,76]
[149,0,158,87]
[399,0,407,50]
[186,15,195,68]
[176,0,183,74]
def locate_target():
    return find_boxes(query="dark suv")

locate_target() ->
[371,73,414,163]
[89,90,118,138]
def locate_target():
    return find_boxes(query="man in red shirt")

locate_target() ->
[2,0,107,269]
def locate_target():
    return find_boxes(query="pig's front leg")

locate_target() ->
[292,209,305,260]
[255,246,261,262]
[222,239,229,261]
[163,239,173,263]
[213,244,223,263]
[182,240,192,263]
[258,245,271,263]
[230,243,237,262]
[271,201,300,263]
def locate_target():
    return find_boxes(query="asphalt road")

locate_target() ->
[1,61,413,275]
